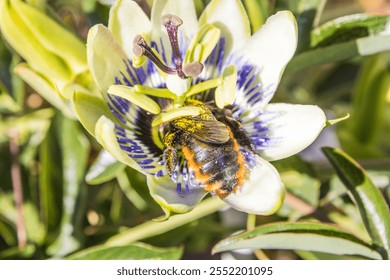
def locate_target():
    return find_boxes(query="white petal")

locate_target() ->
[235,11,297,89]
[147,175,207,217]
[87,24,129,93]
[258,103,327,161]
[199,0,250,56]
[223,155,284,215]
[151,0,198,37]
[94,115,150,175]
[72,90,113,137]
[108,0,151,58]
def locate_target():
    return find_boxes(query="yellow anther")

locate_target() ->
[108,85,161,114]
[184,24,221,64]
[152,106,204,127]
[215,65,237,109]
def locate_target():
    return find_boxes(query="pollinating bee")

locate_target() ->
[162,100,255,198]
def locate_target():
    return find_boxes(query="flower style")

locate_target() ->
[0,0,95,118]
[74,0,327,217]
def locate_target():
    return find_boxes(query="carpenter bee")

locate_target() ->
[162,100,254,198]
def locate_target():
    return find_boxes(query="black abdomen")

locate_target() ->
[187,137,243,194]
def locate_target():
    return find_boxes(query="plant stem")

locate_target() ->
[246,213,256,231]
[246,213,269,260]
[105,197,225,246]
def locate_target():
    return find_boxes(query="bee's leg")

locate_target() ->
[163,131,179,177]
[164,147,178,177]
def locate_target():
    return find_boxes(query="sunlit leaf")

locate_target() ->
[286,35,390,73]
[323,147,390,258]
[14,63,75,118]
[287,13,390,73]
[242,0,270,33]
[0,89,20,114]
[213,222,382,259]
[0,108,53,145]
[312,14,390,48]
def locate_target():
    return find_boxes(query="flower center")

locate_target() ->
[109,15,238,121]
[133,14,203,79]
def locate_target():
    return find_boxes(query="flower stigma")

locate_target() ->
[133,15,204,80]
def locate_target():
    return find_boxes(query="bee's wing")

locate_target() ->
[192,119,230,144]
[172,116,230,144]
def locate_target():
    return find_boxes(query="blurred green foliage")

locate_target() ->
[0,0,390,260]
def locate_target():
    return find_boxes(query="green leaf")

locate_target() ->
[0,0,72,85]
[213,222,382,259]
[69,243,183,260]
[311,14,390,48]
[193,0,205,17]
[0,244,35,259]
[0,36,12,92]
[11,0,87,74]
[348,53,390,146]
[47,116,90,257]
[287,14,390,73]
[86,149,125,185]
[322,147,390,258]
[242,0,270,33]
[287,0,327,53]
[39,117,63,244]
[286,35,390,73]
[0,218,16,246]
[0,88,21,114]
[116,170,148,211]
[23,202,45,245]
[14,63,75,118]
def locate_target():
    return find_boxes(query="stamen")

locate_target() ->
[134,84,177,100]
[161,14,186,78]
[215,65,238,109]
[182,61,204,77]
[182,78,223,99]
[152,106,204,127]
[108,84,161,114]
[133,34,176,75]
